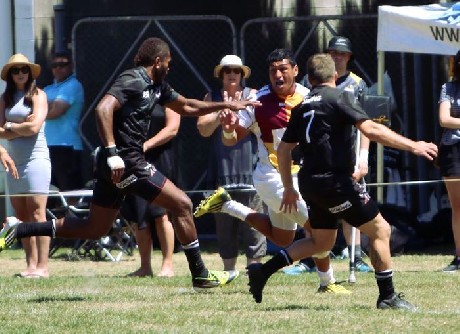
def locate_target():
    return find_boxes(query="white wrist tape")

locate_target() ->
[222,130,236,139]
[107,155,125,170]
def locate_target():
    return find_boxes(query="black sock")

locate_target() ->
[15,221,54,239]
[375,270,395,299]
[182,240,207,278]
[262,250,293,277]
[348,245,362,260]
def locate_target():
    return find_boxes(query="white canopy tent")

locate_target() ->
[374,2,460,202]
[378,3,460,55]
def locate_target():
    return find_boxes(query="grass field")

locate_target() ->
[0,246,459,334]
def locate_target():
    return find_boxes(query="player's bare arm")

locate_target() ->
[357,119,438,161]
[95,94,124,183]
[166,94,260,117]
[277,140,300,214]
[95,94,121,147]
[197,90,254,138]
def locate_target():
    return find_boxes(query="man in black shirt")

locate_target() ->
[246,53,437,310]
[1,37,259,290]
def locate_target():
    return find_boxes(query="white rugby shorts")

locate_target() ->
[253,164,308,231]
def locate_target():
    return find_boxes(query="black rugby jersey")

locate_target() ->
[107,67,178,174]
[282,85,369,178]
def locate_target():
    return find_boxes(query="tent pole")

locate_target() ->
[376,51,385,203]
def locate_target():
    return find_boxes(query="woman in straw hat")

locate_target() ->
[197,55,266,278]
[0,53,51,278]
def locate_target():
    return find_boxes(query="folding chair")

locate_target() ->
[70,216,135,262]
[47,186,136,262]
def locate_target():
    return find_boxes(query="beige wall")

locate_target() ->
[32,0,366,59]
[271,0,364,16]
[269,0,364,50]
[312,0,363,15]
[34,0,63,59]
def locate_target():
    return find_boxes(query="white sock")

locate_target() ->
[221,200,253,221]
[317,267,335,286]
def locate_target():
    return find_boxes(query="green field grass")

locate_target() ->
[0,247,458,333]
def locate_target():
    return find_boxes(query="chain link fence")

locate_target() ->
[72,16,237,192]
[72,15,444,215]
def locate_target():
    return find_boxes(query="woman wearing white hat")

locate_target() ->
[0,54,51,278]
[197,55,266,277]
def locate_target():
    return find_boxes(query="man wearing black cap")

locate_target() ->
[289,36,372,275]
[326,36,368,99]
[325,36,372,272]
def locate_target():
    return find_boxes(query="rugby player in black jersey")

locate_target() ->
[246,53,437,310]
[0,37,260,290]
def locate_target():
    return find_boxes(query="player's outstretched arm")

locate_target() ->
[166,94,260,117]
[95,94,125,184]
[357,119,438,161]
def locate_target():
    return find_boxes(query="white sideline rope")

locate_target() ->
[0,177,454,198]
[0,190,92,198]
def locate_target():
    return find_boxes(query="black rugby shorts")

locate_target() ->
[92,168,167,209]
[303,182,379,230]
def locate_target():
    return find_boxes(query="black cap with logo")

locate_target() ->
[326,36,353,60]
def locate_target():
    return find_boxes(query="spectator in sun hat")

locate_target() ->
[1,53,41,80]
[0,53,51,278]
[213,54,251,79]
[197,55,265,279]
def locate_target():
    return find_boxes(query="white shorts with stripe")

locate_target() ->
[253,164,308,231]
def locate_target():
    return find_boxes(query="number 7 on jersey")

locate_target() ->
[303,110,315,143]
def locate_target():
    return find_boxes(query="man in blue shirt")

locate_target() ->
[44,50,84,190]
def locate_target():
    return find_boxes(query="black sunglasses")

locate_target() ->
[51,61,70,69]
[222,67,242,75]
[10,66,30,75]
